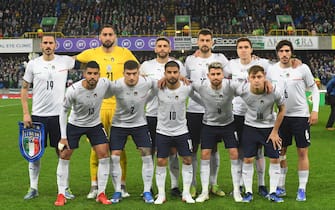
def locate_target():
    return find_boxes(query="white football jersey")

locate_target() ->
[226,58,271,116]
[267,63,317,117]
[235,82,285,128]
[23,55,75,116]
[60,78,113,138]
[111,76,155,127]
[139,58,185,117]
[185,53,229,113]
[192,79,235,126]
[156,82,192,136]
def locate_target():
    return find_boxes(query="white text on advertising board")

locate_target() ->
[264,36,318,50]
[0,39,33,53]
[174,37,192,50]
[191,37,238,48]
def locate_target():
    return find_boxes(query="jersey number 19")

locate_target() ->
[46,81,54,90]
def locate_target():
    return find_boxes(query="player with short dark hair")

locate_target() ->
[191,62,241,203]
[184,28,228,197]
[267,40,319,201]
[108,60,156,204]
[74,24,138,199]
[225,37,273,197]
[21,35,75,200]
[140,36,186,197]
[154,61,202,205]
[55,61,113,206]
[235,65,286,203]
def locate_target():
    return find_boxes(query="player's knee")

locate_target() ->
[229,148,239,160]
[182,156,192,165]
[201,149,211,160]
[297,148,308,160]
[243,157,254,164]
[95,151,109,159]
[59,150,72,160]
[270,158,280,164]
[112,150,122,156]
[157,158,168,166]
[139,147,152,156]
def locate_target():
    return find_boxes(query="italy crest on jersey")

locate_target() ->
[18,122,45,162]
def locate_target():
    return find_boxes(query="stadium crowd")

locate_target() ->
[307,52,335,86]
[0,55,26,89]
[0,0,58,38]
[1,0,335,37]
[181,0,335,35]
[62,0,168,36]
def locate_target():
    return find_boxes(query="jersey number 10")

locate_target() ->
[169,111,176,120]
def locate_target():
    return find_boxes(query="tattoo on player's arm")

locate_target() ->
[22,81,30,89]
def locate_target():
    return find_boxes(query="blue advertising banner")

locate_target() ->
[55,37,175,52]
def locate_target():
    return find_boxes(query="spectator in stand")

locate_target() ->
[0,0,61,37]
[286,25,294,35]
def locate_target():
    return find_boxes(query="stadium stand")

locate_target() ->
[307,52,335,85]
[1,0,335,37]
[0,0,61,38]
[61,0,168,36]
[0,55,26,89]
[172,0,335,36]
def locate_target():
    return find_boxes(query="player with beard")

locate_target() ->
[55,61,112,206]
[74,25,138,199]
[267,40,319,201]
[184,29,228,197]
[140,37,185,197]
[191,62,241,203]
[21,35,75,200]
[154,61,202,204]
